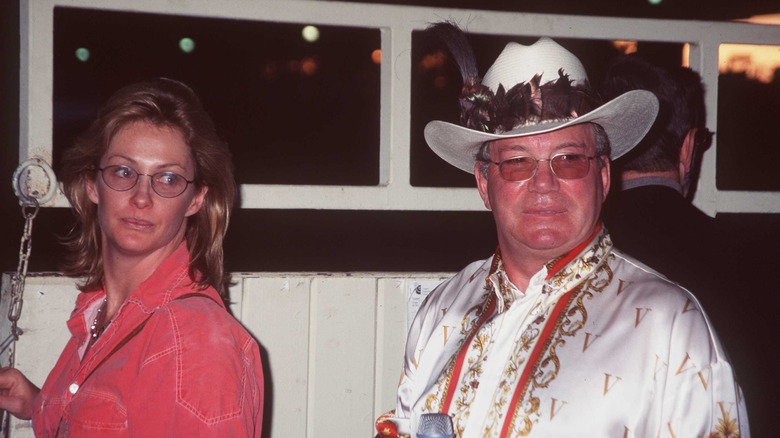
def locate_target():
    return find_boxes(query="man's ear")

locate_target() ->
[679,128,697,182]
[475,163,491,210]
[600,156,611,202]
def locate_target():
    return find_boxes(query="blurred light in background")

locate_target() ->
[179,37,195,53]
[720,41,780,84]
[722,14,780,83]
[301,56,318,76]
[420,51,446,71]
[612,40,638,54]
[302,25,320,43]
[371,49,381,65]
[75,47,90,62]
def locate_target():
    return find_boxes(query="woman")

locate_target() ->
[0,78,264,436]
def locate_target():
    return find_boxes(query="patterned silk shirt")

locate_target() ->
[377,227,748,438]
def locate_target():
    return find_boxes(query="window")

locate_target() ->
[717,43,780,191]
[54,7,382,186]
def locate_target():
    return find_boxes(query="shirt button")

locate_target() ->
[68,383,79,394]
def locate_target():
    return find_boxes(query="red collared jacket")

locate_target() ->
[32,243,264,436]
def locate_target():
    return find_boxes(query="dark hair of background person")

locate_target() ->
[600,54,709,174]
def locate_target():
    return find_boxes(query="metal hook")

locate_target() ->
[12,158,57,207]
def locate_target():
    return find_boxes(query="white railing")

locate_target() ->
[19,0,780,214]
[0,271,451,438]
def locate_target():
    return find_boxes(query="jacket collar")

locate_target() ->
[72,242,222,320]
[486,224,613,312]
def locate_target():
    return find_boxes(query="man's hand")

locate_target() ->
[0,368,40,420]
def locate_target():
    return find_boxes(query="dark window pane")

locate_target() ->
[53,7,381,186]
[717,44,780,191]
[225,209,498,272]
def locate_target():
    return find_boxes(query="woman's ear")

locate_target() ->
[87,176,99,205]
[185,186,208,217]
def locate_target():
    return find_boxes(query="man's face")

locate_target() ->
[475,124,610,265]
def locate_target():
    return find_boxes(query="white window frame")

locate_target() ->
[19,0,780,214]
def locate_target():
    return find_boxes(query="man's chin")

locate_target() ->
[522,234,572,255]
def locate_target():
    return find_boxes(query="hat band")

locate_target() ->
[494,116,576,134]
[459,70,601,134]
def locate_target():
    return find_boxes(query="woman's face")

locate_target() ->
[87,121,207,261]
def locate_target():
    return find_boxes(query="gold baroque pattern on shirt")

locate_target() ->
[558,261,613,338]
[450,293,498,433]
[451,323,497,433]
[482,320,542,434]
[506,236,614,436]
[547,231,612,291]
[496,269,517,311]
[462,292,493,336]
[423,293,494,416]
[710,408,740,437]
[503,290,582,437]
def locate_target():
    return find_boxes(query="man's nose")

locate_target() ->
[527,160,559,192]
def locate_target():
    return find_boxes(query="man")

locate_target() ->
[600,55,724,303]
[601,55,769,436]
[376,26,748,438]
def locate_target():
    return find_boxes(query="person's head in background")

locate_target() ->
[601,54,713,198]
[58,78,236,297]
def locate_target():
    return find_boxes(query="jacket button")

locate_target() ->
[68,383,79,394]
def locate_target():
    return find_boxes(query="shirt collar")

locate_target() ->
[485,225,613,313]
[621,176,682,194]
[485,250,521,313]
[72,241,209,316]
[125,241,199,310]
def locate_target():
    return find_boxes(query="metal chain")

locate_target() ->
[2,157,55,365]
[0,200,38,364]
[0,200,39,438]
[2,159,52,437]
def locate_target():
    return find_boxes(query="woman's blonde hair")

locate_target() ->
[59,78,236,297]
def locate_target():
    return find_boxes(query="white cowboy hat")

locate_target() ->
[424,37,659,174]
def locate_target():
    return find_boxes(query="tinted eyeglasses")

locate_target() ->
[488,154,599,182]
[98,165,194,198]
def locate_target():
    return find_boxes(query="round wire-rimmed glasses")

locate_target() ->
[98,165,194,198]
[488,154,599,182]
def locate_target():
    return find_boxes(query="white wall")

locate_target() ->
[0,272,451,437]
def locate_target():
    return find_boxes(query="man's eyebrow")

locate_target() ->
[499,141,588,154]
[502,144,530,153]
[553,142,588,152]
